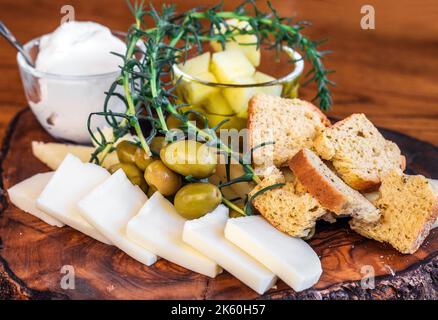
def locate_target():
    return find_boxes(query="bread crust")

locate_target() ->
[247,93,331,169]
[348,176,381,193]
[288,149,347,212]
[408,194,438,254]
[330,113,360,128]
[246,94,257,153]
[314,113,405,192]
[299,100,331,127]
[250,171,327,238]
[400,155,407,171]
[350,175,438,254]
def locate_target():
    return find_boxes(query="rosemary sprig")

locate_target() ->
[88,0,334,214]
[244,182,286,216]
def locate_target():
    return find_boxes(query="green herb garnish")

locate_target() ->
[88,0,334,216]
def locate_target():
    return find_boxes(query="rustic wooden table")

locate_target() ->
[1,0,437,145]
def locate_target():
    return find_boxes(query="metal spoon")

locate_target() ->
[0,21,34,67]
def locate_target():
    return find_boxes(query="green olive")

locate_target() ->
[144,160,182,196]
[116,141,138,164]
[228,200,245,218]
[205,113,247,131]
[160,140,217,179]
[166,106,206,129]
[108,163,123,174]
[134,148,154,171]
[149,136,169,155]
[130,174,149,193]
[229,210,245,218]
[215,154,255,199]
[174,183,222,219]
[166,114,183,130]
[108,162,148,193]
[139,180,149,193]
[147,185,158,198]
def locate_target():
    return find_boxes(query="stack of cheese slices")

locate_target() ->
[248,93,438,254]
[8,153,322,294]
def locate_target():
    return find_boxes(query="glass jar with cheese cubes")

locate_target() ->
[173,20,304,129]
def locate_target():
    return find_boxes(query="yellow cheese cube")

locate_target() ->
[210,19,261,67]
[200,92,234,115]
[205,113,247,131]
[253,71,282,97]
[180,72,219,105]
[210,50,255,84]
[178,52,210,76]
[222,77,259,115]
[236,108,249,119]
[226,35,260,67]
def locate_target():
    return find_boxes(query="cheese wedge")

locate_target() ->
[32,141,95,170]
[183,205,277,294]
[210,50,255,83]
[78,170,157,266]
[37,154,111,244]
[8,172,64,227]
[32,141,118,170]
[210,19,261,67]
[225,216,322,292]
[178,52,211,77]
[127,192,221,277]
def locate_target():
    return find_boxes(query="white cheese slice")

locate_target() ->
[8,172,64,227]
[32,141,118,170]
[183,205,277,294]
[36,153,111,244]
[78,170,157,266]
[225,216,322,292]
[127,192,222,278]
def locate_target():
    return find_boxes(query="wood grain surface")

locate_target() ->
[1,109,437,300]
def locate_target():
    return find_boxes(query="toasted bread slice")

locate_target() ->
[248,93,330,172]
[350,171,438,254]
[289,149,380,222]
[249,170,326,238]
[314,113,405,191]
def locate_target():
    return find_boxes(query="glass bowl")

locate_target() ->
[16,33,125,144]
[172,45,304,128]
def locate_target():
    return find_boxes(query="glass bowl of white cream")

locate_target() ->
[16,22,126,144]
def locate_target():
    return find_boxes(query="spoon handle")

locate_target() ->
[0,21,34,67]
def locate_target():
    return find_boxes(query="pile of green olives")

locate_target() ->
[108,138,223,220]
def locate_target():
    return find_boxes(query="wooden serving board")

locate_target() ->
[0,109,437,300]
